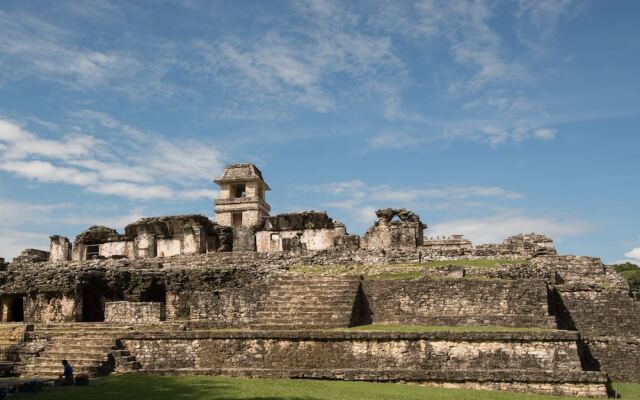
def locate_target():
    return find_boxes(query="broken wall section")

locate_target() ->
[361,208,425,250]
[255,211,352,252]
[49,236,71,261]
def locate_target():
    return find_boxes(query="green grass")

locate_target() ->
[613,382,640,399]
[364,271,424,280]
[288,259,530,279]
[12,374,639,400]
[421,259,530,268]
[343,324,554,333]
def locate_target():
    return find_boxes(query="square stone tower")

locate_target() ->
[214,163,271,227]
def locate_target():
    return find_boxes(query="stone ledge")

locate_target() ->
[135,367,608,383]
[121,329,579,342]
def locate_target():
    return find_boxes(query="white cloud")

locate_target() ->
[0,160,99,186]
[0,229,50,261]
[532,128,557,140]
[428,210,593,244]
[624,247,640,262]
[301,180,523,205]
[516,0,578,51]
[0,115,223,201]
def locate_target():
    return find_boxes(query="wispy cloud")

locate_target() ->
[0,10,183,102]
[0,198,150,259]
[0,114,222,201]
[428,210,593,244]
[294,179,526,231]
[515,0,580,52]
[625,247,640,262]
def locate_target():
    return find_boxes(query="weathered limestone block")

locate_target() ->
[256,212,349,252]
[474,234,556,258]
[157,238,181,257]
[24,292,79,323]
[100,240,134,258]
[422,235,473,257]
[361,208,425,250]
[233,226,256,252]
[49,236,71,261]
[104,301,165,324]
[362,279,553,328]
[13,248,49,263]
[136,233,157,258]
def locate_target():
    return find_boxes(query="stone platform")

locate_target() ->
[119,328,609,397]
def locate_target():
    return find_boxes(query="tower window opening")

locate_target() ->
[234,184,246,199]
[232,212,243,227]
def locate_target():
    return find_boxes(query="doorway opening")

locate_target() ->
[10,297,24,322]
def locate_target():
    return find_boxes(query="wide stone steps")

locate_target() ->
[22,324,132,378]
[255,279,360,329]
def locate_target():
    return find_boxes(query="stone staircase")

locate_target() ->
[254,278,360,329]
[22,323,140,377]
[0,323,27,373]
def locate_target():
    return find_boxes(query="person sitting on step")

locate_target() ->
[58,360,74,386]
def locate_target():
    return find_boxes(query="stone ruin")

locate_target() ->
[0,162,637,397]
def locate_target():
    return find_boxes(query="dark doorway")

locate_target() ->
[141,280,166,304]
[82,288,104,322]
[10,297,24,322]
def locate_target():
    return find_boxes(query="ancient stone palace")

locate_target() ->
[0,163,638,397]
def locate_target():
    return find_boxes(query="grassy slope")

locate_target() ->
[13,374,640,400]
[289,258,530,280]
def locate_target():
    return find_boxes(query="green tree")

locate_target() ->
[612,262,640,293]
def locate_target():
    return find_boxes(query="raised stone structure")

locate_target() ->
[0,163,637,397]
[214,163,270,227]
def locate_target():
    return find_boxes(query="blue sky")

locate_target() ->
[0,0,638,263]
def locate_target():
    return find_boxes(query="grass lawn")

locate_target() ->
[289,259,530,279]
[343,324,554,333]
[12,374,640,400]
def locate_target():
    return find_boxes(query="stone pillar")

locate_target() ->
[49,236,72,261]
[136,233,157,258]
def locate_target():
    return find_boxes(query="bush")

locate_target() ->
[612,262,640,292]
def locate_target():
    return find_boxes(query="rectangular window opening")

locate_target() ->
[234,184,246,199]
[232,213,243,227]
[86,244,100,260]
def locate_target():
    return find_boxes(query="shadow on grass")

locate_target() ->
[13,374,316,400]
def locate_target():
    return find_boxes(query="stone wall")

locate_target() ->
[13,249,49,263]
[100,240,135,258]
[361,279,553,328]
[422,236,473,257]
[583,337,640,382]
[557,288,640,337]
[361,209,425,250]
[256,228,346,252]
[105,301,165,324]
[120,330,608,397]
[165,286,267,325]
[23,292,79,323]
[124,330,582,372]
[233,227,256,252]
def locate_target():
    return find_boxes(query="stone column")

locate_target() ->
[49,236,72,261]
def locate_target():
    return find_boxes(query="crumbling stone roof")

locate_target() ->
[260,211,342,231]
[214,163,270,189]
[74,225,124,245]
[125,214,222,238]
[375,208,423,224]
